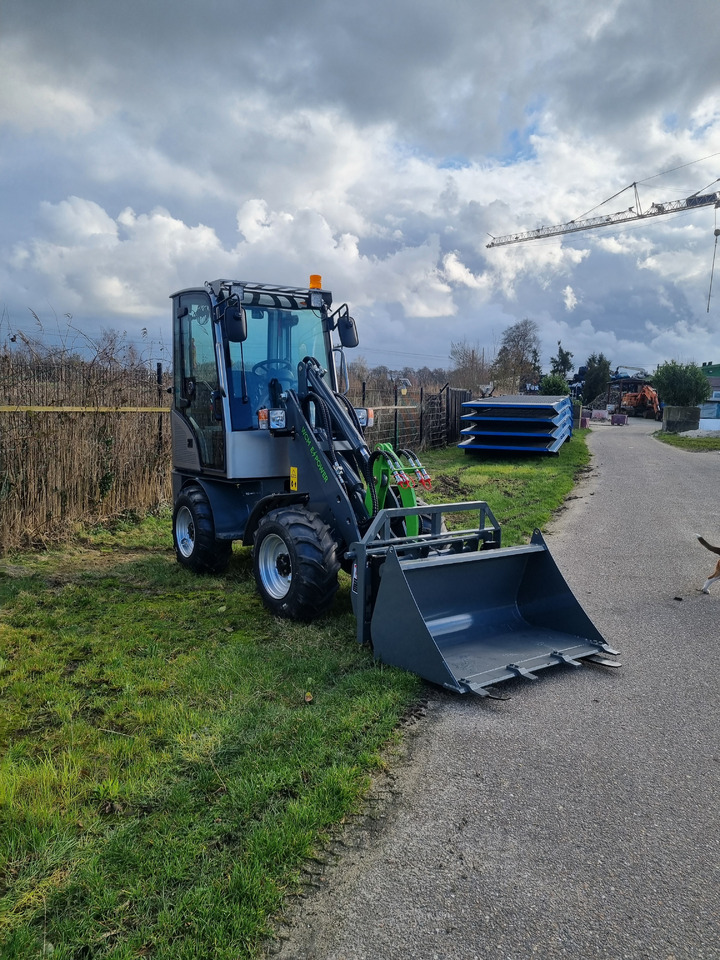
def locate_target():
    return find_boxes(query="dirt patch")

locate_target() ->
[430,473,472,500]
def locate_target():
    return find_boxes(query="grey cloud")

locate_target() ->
[3,0,720,372]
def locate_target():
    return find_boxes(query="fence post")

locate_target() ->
[419,386,424,447]
[157,362,163,453]
[442,383,449,445]
[394,383,399,449]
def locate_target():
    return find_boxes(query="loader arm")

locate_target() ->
[277,357,376,548]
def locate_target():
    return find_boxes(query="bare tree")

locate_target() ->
[450,339,491,393]
[492,319,541,392]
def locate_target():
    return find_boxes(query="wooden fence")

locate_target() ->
[0,355,469,551]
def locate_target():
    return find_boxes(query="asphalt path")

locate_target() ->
[268,419,720,960]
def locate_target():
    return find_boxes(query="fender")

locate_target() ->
[243,491,310,546]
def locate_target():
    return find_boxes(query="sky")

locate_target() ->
[2,0,720,376]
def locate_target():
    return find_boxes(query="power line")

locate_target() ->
[356,345,451,362]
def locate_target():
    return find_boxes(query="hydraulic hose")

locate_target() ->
[302,391,338,468]
[359,451,379,517]
[334,392,364,432]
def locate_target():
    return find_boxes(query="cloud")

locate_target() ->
[3,0,720,374]
[563,286,578,311]
[10,202,226,318]
[0,40,101,135]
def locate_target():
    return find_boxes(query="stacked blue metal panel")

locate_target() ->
[458,395,573,455]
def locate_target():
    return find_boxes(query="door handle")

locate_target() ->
[210,390,224,421]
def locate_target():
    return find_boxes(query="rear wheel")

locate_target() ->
[253,507,339,620]
[173,486,232,574]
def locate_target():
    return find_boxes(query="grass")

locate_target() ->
[654,432,720,452]
[421,431,591,545]
[0,433,590,959]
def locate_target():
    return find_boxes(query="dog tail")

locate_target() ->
[698,535,720,556]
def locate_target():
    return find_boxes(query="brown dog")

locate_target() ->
[698,536,720,593]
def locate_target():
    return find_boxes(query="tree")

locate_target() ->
[530,347,542,381]
[450,339,490,392]
[414,366,448,389]
[583,352,612,404]
[492,318,541,392]
[368,364,390,384]
[652,361,709,406]
[539,373,569,395]
[348,355,370,387]
[550,341,573,377]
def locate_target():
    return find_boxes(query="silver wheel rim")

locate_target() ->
[258,533,292,599]
[175,505,195,559]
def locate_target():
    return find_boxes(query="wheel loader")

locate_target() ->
[170,276,619,697]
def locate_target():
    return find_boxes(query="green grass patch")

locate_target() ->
[421,430,591,545]
[0,434,590,958]
[654,432,720,452]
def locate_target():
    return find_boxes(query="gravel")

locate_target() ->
[267,419,720,960]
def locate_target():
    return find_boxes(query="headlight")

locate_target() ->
[354,407,374,428]
[269,409,287,430]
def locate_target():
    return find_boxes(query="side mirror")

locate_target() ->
[224,305,247,343]
[338,314,359,349]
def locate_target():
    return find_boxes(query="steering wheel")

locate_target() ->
[252,360,294,376]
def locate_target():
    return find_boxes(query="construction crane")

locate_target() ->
[486,183,720,248]
[611,365,648,378]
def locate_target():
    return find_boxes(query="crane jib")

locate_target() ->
[487,190,720,248]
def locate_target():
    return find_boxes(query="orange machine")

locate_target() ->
[621,384,661,419]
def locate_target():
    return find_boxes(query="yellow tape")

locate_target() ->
[0,406,170,413]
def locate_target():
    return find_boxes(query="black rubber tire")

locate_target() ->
[172,486,232,575]
[252,507,339,620]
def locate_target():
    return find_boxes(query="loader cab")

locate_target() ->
[170,279,342,480]
[225,305,330,427]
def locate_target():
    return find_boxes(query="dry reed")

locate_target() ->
[0,346,171,551]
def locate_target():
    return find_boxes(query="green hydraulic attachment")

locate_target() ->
[365,443,433,538]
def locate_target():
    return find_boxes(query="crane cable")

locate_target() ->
[707,204,720,313]
[572,153,720,223]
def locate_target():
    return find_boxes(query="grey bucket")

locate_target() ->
[369,530,617,696]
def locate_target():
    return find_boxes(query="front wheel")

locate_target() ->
[253,507,339,620]
[173,486,232,574]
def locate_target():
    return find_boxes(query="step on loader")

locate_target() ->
[170,276,619,697]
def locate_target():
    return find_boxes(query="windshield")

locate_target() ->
[225,306,330,428]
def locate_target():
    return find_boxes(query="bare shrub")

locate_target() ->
[0,324,171,551]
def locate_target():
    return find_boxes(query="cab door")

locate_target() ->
[174,291,225,471]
